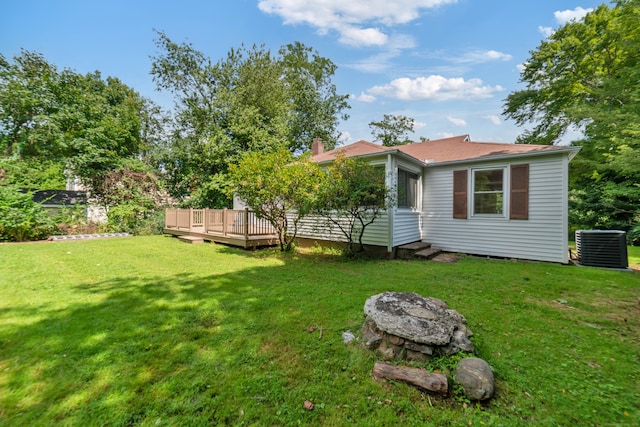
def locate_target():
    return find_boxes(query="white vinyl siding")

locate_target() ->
[392,209,421,246]
[292,209,420,249]
[292,211,390,247]
[421,154,570,263]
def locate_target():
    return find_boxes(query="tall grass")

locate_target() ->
[1,236,638,426]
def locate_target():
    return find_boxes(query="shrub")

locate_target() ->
[105,204,164,236]
[0,187,56,242]
[51,205,100,235]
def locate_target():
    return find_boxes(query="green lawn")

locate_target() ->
[629,245,640,270]
[1,236,638,426]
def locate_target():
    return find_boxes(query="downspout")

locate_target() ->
[387,153,395,254]
[561,153,570,264]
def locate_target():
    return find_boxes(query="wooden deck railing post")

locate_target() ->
[189,208,193,230]
[223,208,228,236]
[244,208,249,238]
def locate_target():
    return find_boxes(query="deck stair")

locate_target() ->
[177,235,204,244]
[396,241,440,260]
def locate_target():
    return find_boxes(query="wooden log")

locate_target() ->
[372,362,448,395]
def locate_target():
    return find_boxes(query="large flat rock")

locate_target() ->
[364,292,467,346]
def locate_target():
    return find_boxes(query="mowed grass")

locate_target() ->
[0,236,638,426]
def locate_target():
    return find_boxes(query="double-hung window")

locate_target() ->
[473,168,504,215]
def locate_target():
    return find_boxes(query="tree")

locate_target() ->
[150,33,350,207]
[0,51,166,234]
[227,148,323,251]
[314,155,391,257]
[0,50,159,191]
[503,0,640,236]
[280,42,350,153]
[0,158,65,189]
[369,114,415,146]
[0,51,59,159]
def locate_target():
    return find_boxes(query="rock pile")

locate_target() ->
[361,292,474,361]
[360,292,495,401]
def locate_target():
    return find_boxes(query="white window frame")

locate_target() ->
[471,167,507,217]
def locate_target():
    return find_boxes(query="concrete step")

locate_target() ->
[415,247,443,260]
[396,241,431,260]
[177,235,204,244]
[398,241,431,251]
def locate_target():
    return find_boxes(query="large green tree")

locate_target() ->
[150,33,350,207]
[0,51,62,159]
[0,51,166,234]
[0,50,160,193]
[503,0,640,235]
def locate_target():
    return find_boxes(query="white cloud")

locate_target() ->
[554,7,593,25]
[437,132,455,139]
[538,26,554,38]
[414,120,427,129]
[366,75,505,101]
[451,49,512,64]
[352,92,377,103]
[484,115,501,125]
[338,131,353,144]
[338,26,388,47]
[447,116,467,126]
[539,7,594,37]
[257,0,458,47]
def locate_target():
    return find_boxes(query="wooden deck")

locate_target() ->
[164,208,278,249]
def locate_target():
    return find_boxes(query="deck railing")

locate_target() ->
[165,208,276,238]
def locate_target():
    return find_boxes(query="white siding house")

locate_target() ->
[422,151,573,263]
[301,135,580,263]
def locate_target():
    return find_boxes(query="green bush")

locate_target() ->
[0,187,56,242]
[105,204,164,236]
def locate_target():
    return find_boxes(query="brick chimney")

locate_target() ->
[311,138,324,156]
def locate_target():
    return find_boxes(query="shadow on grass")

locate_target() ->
[3,239,639,425]
[1,261,355,425]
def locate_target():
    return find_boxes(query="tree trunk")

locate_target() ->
[372,362,448,395]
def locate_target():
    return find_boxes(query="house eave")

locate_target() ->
[315,148,425,167]
[424,146,582,167]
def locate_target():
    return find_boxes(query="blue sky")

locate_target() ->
[1,0,605,146]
